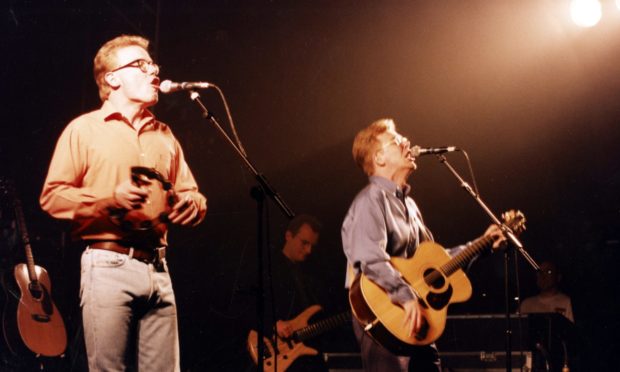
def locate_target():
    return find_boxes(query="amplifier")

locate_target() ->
[437,313,531,352]
[325,313,570,371]
[323,351,532,372]
[323,352,363,372]
[441,351,532,372]
[437,313,574,371]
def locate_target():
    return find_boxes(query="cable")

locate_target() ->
[211,84,248,157]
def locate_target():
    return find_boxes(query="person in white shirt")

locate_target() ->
[520,260,574,322]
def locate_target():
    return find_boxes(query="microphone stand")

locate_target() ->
[436,154,539,372]
[188,90,295,372]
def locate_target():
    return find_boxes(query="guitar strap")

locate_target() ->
[405,197,434,257]
[416,210,434,243]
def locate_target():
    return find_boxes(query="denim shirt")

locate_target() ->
[342,176,463,305]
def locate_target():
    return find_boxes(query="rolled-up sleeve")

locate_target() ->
[171,138,207,225]
[40,121,119,221]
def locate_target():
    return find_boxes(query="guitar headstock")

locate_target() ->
[502,210,526,235]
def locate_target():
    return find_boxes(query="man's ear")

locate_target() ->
[374,149,386,168]
[285,230,293,242]
[104,71,121,89]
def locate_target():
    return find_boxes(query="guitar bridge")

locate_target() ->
[32,314,51,323]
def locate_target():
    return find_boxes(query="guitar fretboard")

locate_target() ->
[294,311,350,342]
[4,181,39,284]
[425,212,523,285]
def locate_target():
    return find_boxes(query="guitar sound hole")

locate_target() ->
[28,283,44,300]
[423,268,445,289]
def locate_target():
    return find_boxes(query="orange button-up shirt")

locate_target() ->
[40,100,207,245]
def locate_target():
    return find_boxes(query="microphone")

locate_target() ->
[411,145,459,157]
[159,80,212,94]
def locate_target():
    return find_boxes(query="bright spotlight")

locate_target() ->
[617,0,620,10]
[570,0,602,28]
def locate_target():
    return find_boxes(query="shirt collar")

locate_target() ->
[100,100,156,129]
[369,175,411,197]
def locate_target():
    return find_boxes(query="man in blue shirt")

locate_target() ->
[342,118,505,371]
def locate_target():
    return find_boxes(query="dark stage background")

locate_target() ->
[2,0,620,370]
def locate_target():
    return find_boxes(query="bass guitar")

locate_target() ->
[349,210,525,354]
[1,180,67,357]
[247,305,349,372]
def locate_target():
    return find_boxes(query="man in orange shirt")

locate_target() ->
[40,35,206,371]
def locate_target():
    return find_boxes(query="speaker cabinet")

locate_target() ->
[440,351,532,372]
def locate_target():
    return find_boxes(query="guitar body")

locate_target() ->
[0,179,68,359]
[247,305,321,372]
[3,263,67,357]
[350,241,472,353]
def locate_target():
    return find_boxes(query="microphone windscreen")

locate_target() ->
[411,146,422,157]
[159,80,174,93]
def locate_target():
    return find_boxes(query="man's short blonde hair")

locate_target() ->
[352,118,395,176]
[93,35,150,101]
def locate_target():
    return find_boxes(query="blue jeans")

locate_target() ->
[80,247,180,371]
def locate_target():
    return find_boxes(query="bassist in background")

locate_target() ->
[240,214,329,371]
[267,214,328,371]
[272,215,323,339]
[341,118,505,371]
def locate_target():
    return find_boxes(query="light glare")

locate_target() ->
[570,0,602,28]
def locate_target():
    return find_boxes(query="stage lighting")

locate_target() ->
[570,0,602,27]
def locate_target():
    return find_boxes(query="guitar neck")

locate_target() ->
[13,196,38,283]
[293,311,350,342]
[441,235,494,276]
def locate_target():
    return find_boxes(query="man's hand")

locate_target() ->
[484,224,507,251]
[114,179,148,210]
[168,195,200,226]
[276,320,293,339]
[402,299,424,337]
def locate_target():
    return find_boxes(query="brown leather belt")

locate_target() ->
[87,241,164,264]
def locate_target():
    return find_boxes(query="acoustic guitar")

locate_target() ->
[247,305,350,372]
[1,180,67,357]
[349,210,525,354]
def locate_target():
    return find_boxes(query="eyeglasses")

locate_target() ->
[381,135,408,150]
[111,59,160,75]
